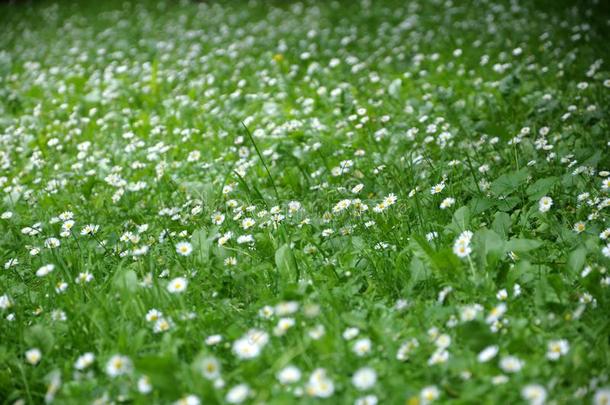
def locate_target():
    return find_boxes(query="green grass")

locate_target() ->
[0,0,609,403]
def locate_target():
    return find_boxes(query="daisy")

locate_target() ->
[146,309,163,322]
[420,385,440,404]
[594,388,610,405]
[175,241,193,256]
[232,329,268,359]
[74,352,95,370]
[430,182,445,195]
[75,272,94,284]
[277,365,301,384]
[521,384,547,405]
[573,221,586,233]
[352,367,377,391]
[352,338,372,356]
[226,384,250,404]
[138,376,152,394]
[36,264,55,277]
[539,196,553,213]
[153,317,173,333]
[25,348,42,365]
[440,197,455,209]
[306,369,335,398]
[241,217,255,229]
[500,355,524,373]
[80,224,99,236]
[105,354,132,377]
[477,345,499,363]
[174,395,200,405]
[200,356,221,380]
[167,277,188,293]
[546,339,569,360]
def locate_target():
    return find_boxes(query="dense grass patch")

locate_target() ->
[0,0,609,403]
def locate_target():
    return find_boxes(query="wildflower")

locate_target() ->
[259,305,275,319]
[333,199,351,213]
[167,277,188,293]
[499,355,524,373]
[352,338,372,356]
[440,197,455,209]
[4,258,18,269]
[226,384,250,404]
[428,349,449,365]
[138,376,152,394]
[383,193,397,206]
[453,230,473,258]
[36,264,55,277]
[55,281,68,293]
[25,348,42,365]
[44,371,61,403]
[105,354,132,377]
[44,238,61,248]
[539,196,553,213]
[211,212,225,225]
[546,339,569,360]
[75,272,94,284]
[477,345,499,363]
[205,335,223,346]
[396,338,419,361]
[594,388,610,405]
[273,317,295,336]
[80,224,99,236]
[233,329,269,359]
[306,369,335,398]
[146,309,163,322]
[200,356,221,380]
[355,395,378,405]
[218,232,232,246]
[491,375,509,385]
[420,385,440,404]
[352,367,377,390]
[277,365,301,384]
[175,241,193,256]
[74,352,95,370]
[486,303,507,324]
[431,182,445,195]
[174,395,200,405]
[153,317,173,333]
[521,384,547,405]
[241,217,255,229]
[460,304,482,322]
[573,221,586,233]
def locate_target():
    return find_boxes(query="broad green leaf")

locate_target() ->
[490,168,529,196]
[526,176,557,200]
[24,325,55,353]
[504,238,542,253]
[112,268,138,293]
[275,243,298,281]
[568,247,586,273]
[449,206,470,233]
[491,212,511,238]
[474,229,505,269]
[191,227,214,262]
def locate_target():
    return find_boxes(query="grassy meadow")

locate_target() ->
[0,0,609,403]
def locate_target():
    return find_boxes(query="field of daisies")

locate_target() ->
[1,0,609,404]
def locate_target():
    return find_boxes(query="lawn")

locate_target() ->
[0,0,609,403]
